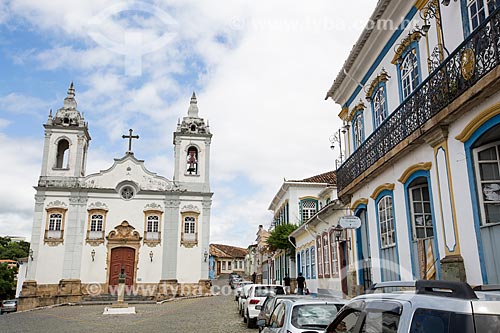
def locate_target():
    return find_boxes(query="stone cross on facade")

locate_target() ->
[122,129,139,155]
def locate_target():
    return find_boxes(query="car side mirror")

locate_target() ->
[255,305,262,310]
[257,319,266,327]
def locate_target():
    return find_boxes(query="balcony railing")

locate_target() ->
[337,8,500,193]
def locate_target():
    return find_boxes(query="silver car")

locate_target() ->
[260,298,341,333]
[1,299,17,314]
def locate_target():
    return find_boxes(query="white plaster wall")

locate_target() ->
[441,2,469,53]
[176,199,205,283]
[16,262,28,298]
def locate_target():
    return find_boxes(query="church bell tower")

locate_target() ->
[173,92,212,191]
[40,83,90,179]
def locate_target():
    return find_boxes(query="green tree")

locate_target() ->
[0,237,30,260]
[0,263,16,300]
[266,223,298,255]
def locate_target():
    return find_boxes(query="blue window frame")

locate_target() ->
[371,82,389,128]
[300,250,305,276]
[403,170,441,279]
[375,189,401,281]
[305,249,310,279]
[311,246,316,279]
[396,41,421,103]
[461,0,500,36]
[352,110,365,149]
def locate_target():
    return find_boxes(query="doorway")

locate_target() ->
[109,247,135,287]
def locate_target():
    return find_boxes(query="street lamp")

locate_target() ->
[29,249,33,261]
[204,249,209,262]
[91,249,95,262]
[330,126,349,169]
[149,251,154,262]
[333,223,344,242]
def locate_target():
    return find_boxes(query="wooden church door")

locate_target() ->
[109,247,135,287]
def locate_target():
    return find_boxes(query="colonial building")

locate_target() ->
[326,0,500,285]
[20,85,213,310]
[289,177,360,297]
[254,225,272,284]
[209,244,248,277]
[268,171,337,288]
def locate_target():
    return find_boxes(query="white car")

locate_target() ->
[238,284,254,316]
[235,280,253,301]
[244,284,286,328]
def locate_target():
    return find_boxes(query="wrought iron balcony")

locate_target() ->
[337,8,500,193]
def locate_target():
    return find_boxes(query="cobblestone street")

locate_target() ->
[0,279,249,333]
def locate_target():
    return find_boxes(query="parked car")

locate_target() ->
[256,294,305,332]
[230,276,242,289]
[244,284,286,328]
[325,280,500,333]
[259,298,341,333]
[1,299,18,314]
[235,280,253,301]
[238,283,254,316]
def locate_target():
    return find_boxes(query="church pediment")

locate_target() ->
[82,154,175,191]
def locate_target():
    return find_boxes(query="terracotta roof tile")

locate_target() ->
[210,244,248,258]
[289,171,337,185]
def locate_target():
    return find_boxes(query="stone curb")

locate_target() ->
[156,293,215,305]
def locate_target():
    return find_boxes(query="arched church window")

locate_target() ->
[186,146,198,175]
[56,139,70,169]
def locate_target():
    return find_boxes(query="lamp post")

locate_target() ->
[330,126,349,169]
[29,249,34,261]
[149,251,154,262]
[204,249,209,262]
[91,249,96,262]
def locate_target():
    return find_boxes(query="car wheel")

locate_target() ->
[247,314,254,329]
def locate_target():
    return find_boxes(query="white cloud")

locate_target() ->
[0,93,49,116]
[0,133,41,238]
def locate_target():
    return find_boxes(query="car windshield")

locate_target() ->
[291,304,339,329]
[3,300,16,304]
[255,286,285,297]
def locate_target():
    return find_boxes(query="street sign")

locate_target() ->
[339,215,361,229]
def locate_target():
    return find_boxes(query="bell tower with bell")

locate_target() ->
[173,92,212,191]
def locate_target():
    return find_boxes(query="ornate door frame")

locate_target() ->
[105,221,142,293]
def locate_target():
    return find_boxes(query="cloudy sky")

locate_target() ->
[0,0,376,247]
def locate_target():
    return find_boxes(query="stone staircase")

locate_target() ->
[78,294,157,305]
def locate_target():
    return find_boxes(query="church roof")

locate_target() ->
[210,244,248,258]
[288,170,337,185]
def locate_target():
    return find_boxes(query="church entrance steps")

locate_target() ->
[79,294,156,305]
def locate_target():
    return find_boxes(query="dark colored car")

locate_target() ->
[1,299,18,314]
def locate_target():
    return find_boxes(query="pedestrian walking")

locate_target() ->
[252,272,256,283]
[283,274,291,294]
[296,272,306,295]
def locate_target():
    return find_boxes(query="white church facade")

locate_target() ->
[19,84,213,310]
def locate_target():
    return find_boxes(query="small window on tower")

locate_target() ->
[186,147,198,175]
[55,139,70,169]
[190,124,196,132]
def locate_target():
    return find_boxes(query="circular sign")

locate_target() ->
[339,215,361,229]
